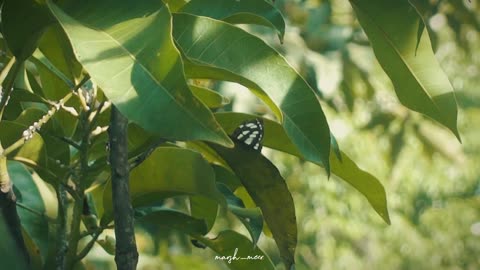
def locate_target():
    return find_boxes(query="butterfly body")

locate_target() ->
[231,118,264,151]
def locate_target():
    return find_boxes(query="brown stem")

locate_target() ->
[109,106,138,270]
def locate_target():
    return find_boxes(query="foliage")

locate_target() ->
[0,0,474,269]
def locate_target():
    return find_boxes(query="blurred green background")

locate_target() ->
[83,0,480,269]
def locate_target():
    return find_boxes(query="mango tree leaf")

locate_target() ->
[38,25,83,85]
[1,0,54,60]
[0,220,30,270]
[217,183,263,246]
[172,13,331,174]
[47,0,233,146]
[190,85,230,109]
[136,208,208,236]
[208,143,297,269]
[102,147,226,224]
[350,0,460,140]
[195,230,275,270]
[7,161,56,263]
[0,122,48,172]
[179,0,285,42]
[189,195,218,232]
[214,112,390,224]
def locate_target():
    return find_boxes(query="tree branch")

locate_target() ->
[109,106,138,270]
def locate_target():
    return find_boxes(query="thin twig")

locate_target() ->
[75,227,104,262]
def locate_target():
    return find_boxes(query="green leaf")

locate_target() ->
[208,143,297,269]
[1,0,54,60]
[217,183,263,246]
[8,161,56,262]
[0,121,48,171]
[195,230,275,270]
[47,0,233,146]
[213,164,241,193]
[350,0,460,140]
[215,112,390,224]
[190,85,230,109]
[189,195,218,232]
[0,221,30,270]
[179,0,285,42]
[136,208,208,236]
[102,147,226,224]
[38,25,83,84]
[173,13,331,174]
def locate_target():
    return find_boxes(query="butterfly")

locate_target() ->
[231,118,264,151]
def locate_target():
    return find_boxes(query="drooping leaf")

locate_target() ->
[136,208,208,236]
[179,0,285,42]
[214,112,390,224]
[1,0,54,60]
[189,195,218,232]
[172,13,331,174]
[0,219,30,270]
[7,161,56,262]
[208,143,297,269]
[217,183,263,245]
[350,0,460,140]
[47,0,233,146]
[102,147,226,224]
[195,230,275,270]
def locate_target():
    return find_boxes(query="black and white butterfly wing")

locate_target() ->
[231,118,264,151]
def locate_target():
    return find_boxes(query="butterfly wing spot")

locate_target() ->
[244,137,254,145]
[231,118,264,151]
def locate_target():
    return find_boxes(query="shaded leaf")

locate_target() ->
[208,142,297,269]
[1,0,54,60]
[102,147,226,224]
[195,230,275,270]
[8,161,55,262]
[136,208,208,236]
[217,183,263,245]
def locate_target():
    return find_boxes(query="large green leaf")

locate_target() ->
[7,161,56,263]
[47,0,233,146]
[0,220,30,270]
[350,0,460,140]
[1,0,54,60]
[179,0,285,41]
[214,112,390,224]
[172,13,331,174]
[136,208,208,236]
[217,183,263,246]
[102,147,226,224]
[208,143,297,269]
[195,230,275,270]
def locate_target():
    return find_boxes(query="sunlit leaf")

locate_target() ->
[350,0,460,140]
[179,0,285,42]
[214,112,390,224]
[48,0,233,146]
[172,13,331,174]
